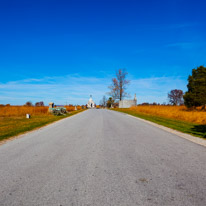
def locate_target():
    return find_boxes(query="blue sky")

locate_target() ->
[0,0,206,105]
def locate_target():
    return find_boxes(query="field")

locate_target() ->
[0,106,49,117]
[113,106,206,138]
[130,105,206,124]
[65,105,82,111]
[0,106,84,142]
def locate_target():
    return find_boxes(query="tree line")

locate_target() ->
[101,66,206,109]
[168,66,206,109]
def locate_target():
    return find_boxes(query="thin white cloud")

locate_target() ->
[0,75,110,105]
[129,76,187,104]
[164,42,203,49]
[0,75,187,105]
[135,22,200,32]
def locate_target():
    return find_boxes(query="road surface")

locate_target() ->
[0,109,206,206]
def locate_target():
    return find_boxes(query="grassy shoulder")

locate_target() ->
[0,110,84,142]
[112,108,206,139]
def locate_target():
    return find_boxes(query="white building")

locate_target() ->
[119,94,137,108]
[87,95,95,108]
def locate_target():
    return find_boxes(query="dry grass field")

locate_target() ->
[129,105,206,124]
[0,105,84,142]
[114,106,206,138]
[65,105,82,111]
[0,106,49,117]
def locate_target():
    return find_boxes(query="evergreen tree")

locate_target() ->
[183,66,206,108]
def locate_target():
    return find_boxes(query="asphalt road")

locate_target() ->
[0,109,206,206]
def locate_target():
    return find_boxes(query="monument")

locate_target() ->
[119,94,137,108]
[48,102,54,113]
[87,95,95,108]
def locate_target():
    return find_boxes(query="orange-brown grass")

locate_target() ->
[65,106,75,111]
[0,106,84,142]
[129,105,206,124]
[77,106,82,110]
[0,106,49,117]
[65,105,82,111]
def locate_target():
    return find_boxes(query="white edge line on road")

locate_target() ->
[126,114,206,148]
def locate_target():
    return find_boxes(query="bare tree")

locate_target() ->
[102,96,107,107]
[168,89,184,105]
[108,69,130,101]
[100,95,107,107]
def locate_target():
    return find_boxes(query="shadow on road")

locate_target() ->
[191,125,206,138]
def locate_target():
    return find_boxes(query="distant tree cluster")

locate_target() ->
[24,101,45,106]
[25,101,33,106]
[139,102,168,106]
[0,104,10,107]
[99,95,107,108]
[99,96,119,108]
[35,101,44,106]
[106,97,114,108]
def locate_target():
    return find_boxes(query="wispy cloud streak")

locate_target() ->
[0,75,110,105]
[0,75,187,105]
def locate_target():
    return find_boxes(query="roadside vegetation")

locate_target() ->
[0,105,84,142]
[105,66,206,138]
[113,106,206,138]
[129,105,206,124]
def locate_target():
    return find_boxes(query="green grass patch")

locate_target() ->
[112,108,206,139]
[0,110,84,142]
